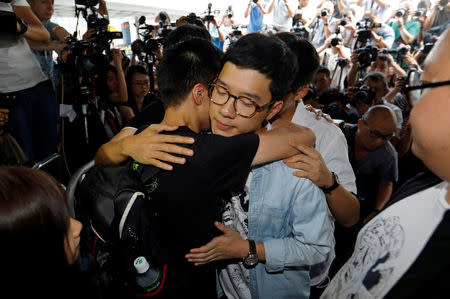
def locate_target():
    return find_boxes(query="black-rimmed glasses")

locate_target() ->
[209,83,275,118]
[363,119,396,141]
[404,69,450,106]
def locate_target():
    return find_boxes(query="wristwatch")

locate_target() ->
[320,172,340,194]
[243,240,258,268]
[16,18,28,36]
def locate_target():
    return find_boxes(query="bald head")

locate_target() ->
[364,105,398,128]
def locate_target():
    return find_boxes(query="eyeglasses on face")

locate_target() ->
[209,83,275,118]
[132,81,150,87]
[404,69,450,106]
[363,119,395,141]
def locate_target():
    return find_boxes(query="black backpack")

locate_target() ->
[75,158,167,298]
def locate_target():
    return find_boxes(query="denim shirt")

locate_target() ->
[248,160,335,299]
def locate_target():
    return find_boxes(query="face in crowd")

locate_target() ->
[130,72,150,99]
[357,106,397,152]
[28,0,54,22]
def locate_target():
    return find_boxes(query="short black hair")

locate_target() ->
[157,38,223,107]
[125,64,148,83]
[317,87,347,106]
[363,71,388,88]
[223,33,298,102]
[275,33,320,92]
[316,65,331,79]
[163,24,211,51]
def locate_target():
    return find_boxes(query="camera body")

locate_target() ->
[354,85,376,106]
[253,0,258,3]
[331,37,342,47]
[415,8,427,17]
[226,5,233,18]
[357,45,379,68]
[395,7,408,18]
[321,8,329,17]
[336,57,349,68]
[340,17,349,26]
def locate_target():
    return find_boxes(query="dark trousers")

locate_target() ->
[4,79,58,164]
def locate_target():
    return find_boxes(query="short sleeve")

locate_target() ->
[196,133,259,193]
[11,0,29,6]
[379,145,398,182]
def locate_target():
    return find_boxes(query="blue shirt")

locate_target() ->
[32,21,58,79]
[248,3,265,33]
[247,160,335,298]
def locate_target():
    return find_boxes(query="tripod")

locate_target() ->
[331,62,346,92]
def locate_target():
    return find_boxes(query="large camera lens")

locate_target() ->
[321,8,329,17]
[331,37,341,47]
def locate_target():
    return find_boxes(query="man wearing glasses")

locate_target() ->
[185,34,334,299]
[320,28,450,299]
[340,105,398,225]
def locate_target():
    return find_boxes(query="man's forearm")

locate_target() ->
[325,186,360,227]
[374,0,389,9]
[95,128,136,165]
[399,26,414,44]
[375,181,393,210]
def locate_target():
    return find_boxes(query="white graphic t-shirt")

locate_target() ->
[321,181,449,299]
[218,172,252,299]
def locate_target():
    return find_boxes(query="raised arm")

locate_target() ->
[251,118,315,166]
[13,5,50,43]
[94,125,195,169]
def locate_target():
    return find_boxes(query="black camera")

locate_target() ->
[321,8,329,17]
[331,37,342,47]
[75,0,98,6]
[228,25,242,46]
[253,0,258,3]
[340,17,349,26]
[354,85,376,106]
[355,18,374,46]
[227,5,233,18]
[336,57,349,68]
[395,7,408,18]
[203,3,215,22]
[415,8,427,17]
[357,45,379,68]
[291,14,310,39]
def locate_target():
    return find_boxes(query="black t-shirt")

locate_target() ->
[127,95,165,128]
[141,126,259,298]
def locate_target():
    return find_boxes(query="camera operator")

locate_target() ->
[309,0,335,48]
[367,14,395,49]
[267,0,296,32]
[316,33,351,90]
[316,0,348,19]
[0,0,61,165]
[244,0,267,34]
[27,0,71,83]
[423,0,450,35]
[387,1,421,50]
[154,11,170,26]
[356,0,392,23]
[327,8,357,48]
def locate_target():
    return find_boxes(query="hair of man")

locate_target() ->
[156,38,223,108]
[222,33,298,104]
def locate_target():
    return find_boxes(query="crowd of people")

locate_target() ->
[0,0,449,298]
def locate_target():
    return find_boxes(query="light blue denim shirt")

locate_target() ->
[248,160,335,299]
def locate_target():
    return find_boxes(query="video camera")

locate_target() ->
[291,13,310,39]
[357,44,380,68]
[228,25,244,46]
[203,3,215,22]
[135,16,174,55]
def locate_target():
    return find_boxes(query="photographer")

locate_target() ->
[267,0,296,32]
[423,0,450,35]
[316,33,351,90]
[0,0,59,165]
[367,14,395,49]
[309,0,335,48]
[387,1,421,50]
[316,0,348,19]
[244,0,267,34]
[27,0,71,82]
[327,8,357,48]
[356,0,392,23]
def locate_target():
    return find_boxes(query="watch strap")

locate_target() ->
[16,18,28,36]
[320,172,339,194]
[248,239,256,255]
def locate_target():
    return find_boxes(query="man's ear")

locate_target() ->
[266,100,284,121]
[294,85,309,102]
[192,83,208,106]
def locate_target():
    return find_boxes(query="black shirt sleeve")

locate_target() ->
[127,98,165,128]
[193,132,259,194]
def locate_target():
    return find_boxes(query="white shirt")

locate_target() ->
[320,46,351,91]
[0,0,47,93]
[321,181,450,298]
[272,0,296,32]
[292,101,357,194]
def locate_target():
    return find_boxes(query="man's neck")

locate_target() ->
[162,106,201,133]
[277,100,298,122]
[354,133,370,160]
